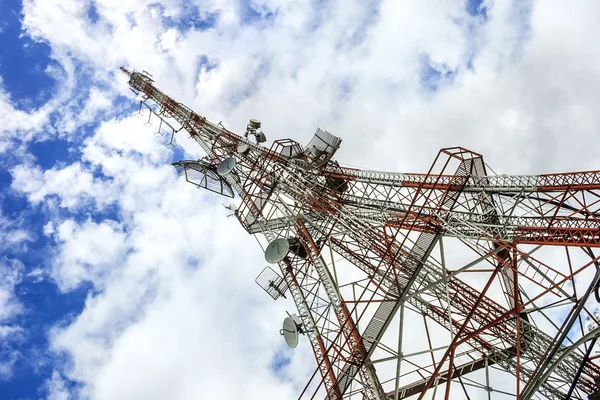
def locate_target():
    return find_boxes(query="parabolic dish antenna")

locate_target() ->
[237,143,250,154]
[217,157,236,176]
[281,317,299,348]
[265,238,290,264]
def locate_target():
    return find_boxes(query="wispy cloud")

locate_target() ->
[0,258,24,379]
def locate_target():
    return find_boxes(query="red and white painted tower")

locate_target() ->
[123,67,600,400]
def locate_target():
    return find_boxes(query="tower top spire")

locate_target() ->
[119,66,131,77]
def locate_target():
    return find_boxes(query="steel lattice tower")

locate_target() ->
[122,67,600,400]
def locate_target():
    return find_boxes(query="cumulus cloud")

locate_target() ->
[52,219,128,291]
[4,0,600,398]
[43,116,311,399]
[10,162,116,211]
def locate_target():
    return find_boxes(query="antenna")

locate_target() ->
[245,118,267,144]
[280,312,304,349]
[217,157,236,176]
[264,238,290,264]
[237,143,250,155]
[281,317,298,348]
[255,266,288,300]
[172,160,234,198]
[223,203,238,218]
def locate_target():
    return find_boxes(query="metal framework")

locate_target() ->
[122,67,600,400]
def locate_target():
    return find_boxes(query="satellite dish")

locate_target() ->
[281,317,299,348]
[217,157,236,175]
[237,143,250,154]
[265,238,290,264]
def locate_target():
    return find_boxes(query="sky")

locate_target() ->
[1,0,600,399]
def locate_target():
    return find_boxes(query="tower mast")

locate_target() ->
[123,67,600,399]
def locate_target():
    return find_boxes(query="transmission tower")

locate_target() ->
[121,67,600,400]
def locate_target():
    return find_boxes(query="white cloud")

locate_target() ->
[0,259,24,324]
[52,219,128,291]
[46,370,72,400]
[0,210,32,252]
[0,47,81,152]
[6,0,600,398]
[43,222,56,236]
[11,162,116,211]
[34,113,312,398]
[0,259,24,379]
[26,267,45,283]
[0,212,31,380]
[59,87,114,133]
[83,116,171,165]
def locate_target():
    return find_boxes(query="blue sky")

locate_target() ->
[0,0,98,396]
[0,0,56,111]
[0,0,599,399]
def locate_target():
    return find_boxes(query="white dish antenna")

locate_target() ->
[217,157,236,175]
[280,313,304,349]
[281,317,298,348]
[265,238,290,264]
[237,143,250,155]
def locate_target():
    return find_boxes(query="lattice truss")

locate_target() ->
[122,67,600,400]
